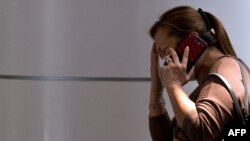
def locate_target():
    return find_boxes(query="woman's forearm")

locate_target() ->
[149,88,173,141]
[149,88,166,117]
[166,84,196,127]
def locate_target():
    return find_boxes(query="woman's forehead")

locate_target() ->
[154,28,168,42]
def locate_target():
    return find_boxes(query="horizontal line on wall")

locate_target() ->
[0,74,151,81]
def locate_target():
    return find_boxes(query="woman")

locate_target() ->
[148,6,250,141]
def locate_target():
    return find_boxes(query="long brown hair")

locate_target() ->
[149,6,237,57]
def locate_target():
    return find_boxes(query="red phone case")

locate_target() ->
[176,32,207,72]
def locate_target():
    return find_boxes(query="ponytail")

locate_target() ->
[205,12,237,57]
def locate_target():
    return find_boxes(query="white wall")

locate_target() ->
[0,0,250,141]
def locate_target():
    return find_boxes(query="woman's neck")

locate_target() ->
[195,46,225,84]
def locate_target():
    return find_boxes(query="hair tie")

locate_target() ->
[198,8,212,30]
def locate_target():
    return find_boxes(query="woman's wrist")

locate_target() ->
[149,85,166,117]
[149,101,166,111]
[165,82,182,94]
[149,99,166,117]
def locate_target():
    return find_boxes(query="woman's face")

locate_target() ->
[154,27,179,58]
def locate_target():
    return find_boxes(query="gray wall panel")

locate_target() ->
[1,0,249,77]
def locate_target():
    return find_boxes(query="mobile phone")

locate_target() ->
[176,32,208,72]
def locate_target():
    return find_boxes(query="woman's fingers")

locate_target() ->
[168,48,179,63]
[181,46,189,66]
[150,44,159,68]
[150,43,156,63]
[164,55,173,66]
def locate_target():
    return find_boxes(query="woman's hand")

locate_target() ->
[149,43,166,117]
[160,47,194,90]
[150,43,163,92]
